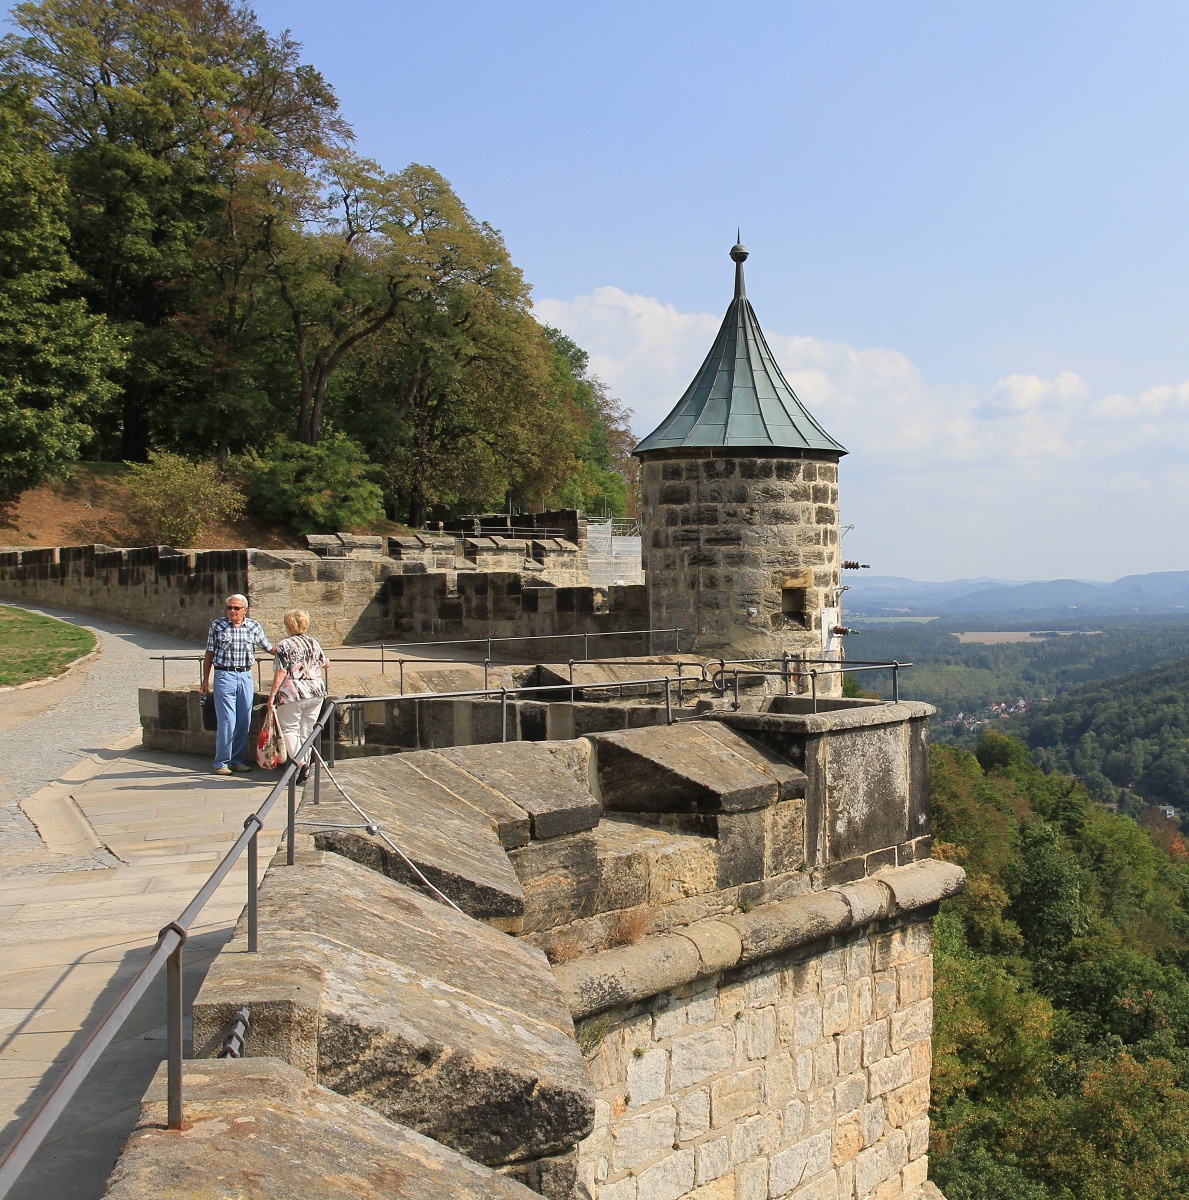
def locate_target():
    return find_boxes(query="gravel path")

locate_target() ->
[0,604,199,858]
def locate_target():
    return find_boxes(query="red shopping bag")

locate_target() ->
[256,709,288,770]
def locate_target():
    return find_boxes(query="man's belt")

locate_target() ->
[214,665,253,672]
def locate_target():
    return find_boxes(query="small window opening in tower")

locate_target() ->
[781,587,808,628]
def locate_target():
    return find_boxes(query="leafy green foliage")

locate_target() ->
[931,731,1189,1199]
[1011,655,1189,809]
[123,451,244,545]
[0,82,121,496]
[0,2,633,529]
[243,433,383,534]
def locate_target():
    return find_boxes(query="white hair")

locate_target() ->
[225,593,248,607]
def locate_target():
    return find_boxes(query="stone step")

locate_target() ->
[102,1058,543,1200]
[192,852,595,1172]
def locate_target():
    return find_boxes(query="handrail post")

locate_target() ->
[312,752,321,806]
[584,631,589,660]
[164,923,188,1130]
[782,650,791,695]
[380,644,385,675]
[810,670,818,714]
[398,659,404,697]
[286,772,297,866]
[676,661,684,707]
[733,669,741,711]
[892,661,899,703]
[500,688,508,742]
[665,677,673,724]
[674,627,681,654]
[327,702,336,768]
[487,636,492,663]
[568,658,575,703]
[245,815,260,953]
[484,658,490,692]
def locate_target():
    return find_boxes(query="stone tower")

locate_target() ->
[634,240,848,689]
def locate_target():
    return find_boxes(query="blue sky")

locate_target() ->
[170,5,1189,575]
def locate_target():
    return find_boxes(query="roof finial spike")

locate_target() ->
[729,232,749,299]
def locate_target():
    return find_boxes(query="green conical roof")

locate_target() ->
[633,242,847,456]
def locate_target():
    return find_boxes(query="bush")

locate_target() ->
[124,452,245,545]
[243,434,384,534]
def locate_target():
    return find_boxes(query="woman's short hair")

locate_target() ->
[283,609,310,635]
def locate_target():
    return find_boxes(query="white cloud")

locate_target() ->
[536,287,1189,579]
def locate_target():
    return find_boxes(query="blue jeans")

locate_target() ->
[212,669,253,769]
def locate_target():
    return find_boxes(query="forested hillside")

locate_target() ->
[1008,656,1189,811]
[852,618,1189,721]
[931,732,1189,1200]
[0,0,635,541]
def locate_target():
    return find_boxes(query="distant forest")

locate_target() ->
[851,618,1189,721]
[0,0,636,535]
[931,732,1189,1200]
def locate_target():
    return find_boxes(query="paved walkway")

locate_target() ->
[0,606,287,1198]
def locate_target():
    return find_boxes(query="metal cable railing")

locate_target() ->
[149,625,686,686]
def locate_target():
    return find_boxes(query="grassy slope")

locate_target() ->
[0,604,96,686]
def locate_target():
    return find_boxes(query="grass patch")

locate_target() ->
[0,605,96,686]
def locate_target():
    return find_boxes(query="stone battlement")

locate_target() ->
[106,697,958,1200]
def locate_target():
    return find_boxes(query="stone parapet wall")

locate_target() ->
[0,541,646,649]
[640,452,842,693]
[0,544,248,640]
[576,917,934,1200]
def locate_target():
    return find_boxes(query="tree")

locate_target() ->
[337,168,584,525]
[0,81,121,496]
[3,0,346,458]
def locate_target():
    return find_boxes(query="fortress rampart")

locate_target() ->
[0,541,647,647]
[105,697,960,1200]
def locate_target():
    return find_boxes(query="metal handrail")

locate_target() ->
[0,708,331,1196]
[709,660,912,713]
[148,626,686,685]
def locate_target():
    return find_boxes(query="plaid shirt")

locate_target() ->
[205,616,273,670]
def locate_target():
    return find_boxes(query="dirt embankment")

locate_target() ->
[0,464,407,550]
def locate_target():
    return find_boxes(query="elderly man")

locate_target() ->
[200,593,274,776]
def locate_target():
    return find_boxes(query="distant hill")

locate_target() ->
[847,570,1189,618]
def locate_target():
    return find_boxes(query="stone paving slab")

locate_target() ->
[0,744,288,1200]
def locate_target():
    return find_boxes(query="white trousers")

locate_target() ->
[275,696,324,764]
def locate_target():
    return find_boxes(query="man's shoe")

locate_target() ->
[212,765,233,776]
[230,762,252,773]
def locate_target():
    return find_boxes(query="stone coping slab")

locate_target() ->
[301,755,525,924]
[591,722,792,814]
[722,698,936,736]
[193,852,594,1166]
[436,740,599,838]
[102,1058,542,1200]
[553,858,966,1019]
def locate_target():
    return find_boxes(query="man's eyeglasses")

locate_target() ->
[226,605,245,611]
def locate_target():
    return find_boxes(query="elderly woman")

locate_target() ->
[267,609,329,781]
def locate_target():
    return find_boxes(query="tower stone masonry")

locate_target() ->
[634,242,848,692]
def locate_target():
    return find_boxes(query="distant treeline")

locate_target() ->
[0,0,635,528]
[850,618,1189,725]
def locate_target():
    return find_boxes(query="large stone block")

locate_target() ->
[299,755,526,925]
[193,852,593,1166]
[438,741,599,838]
[102,1058,541,1200]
